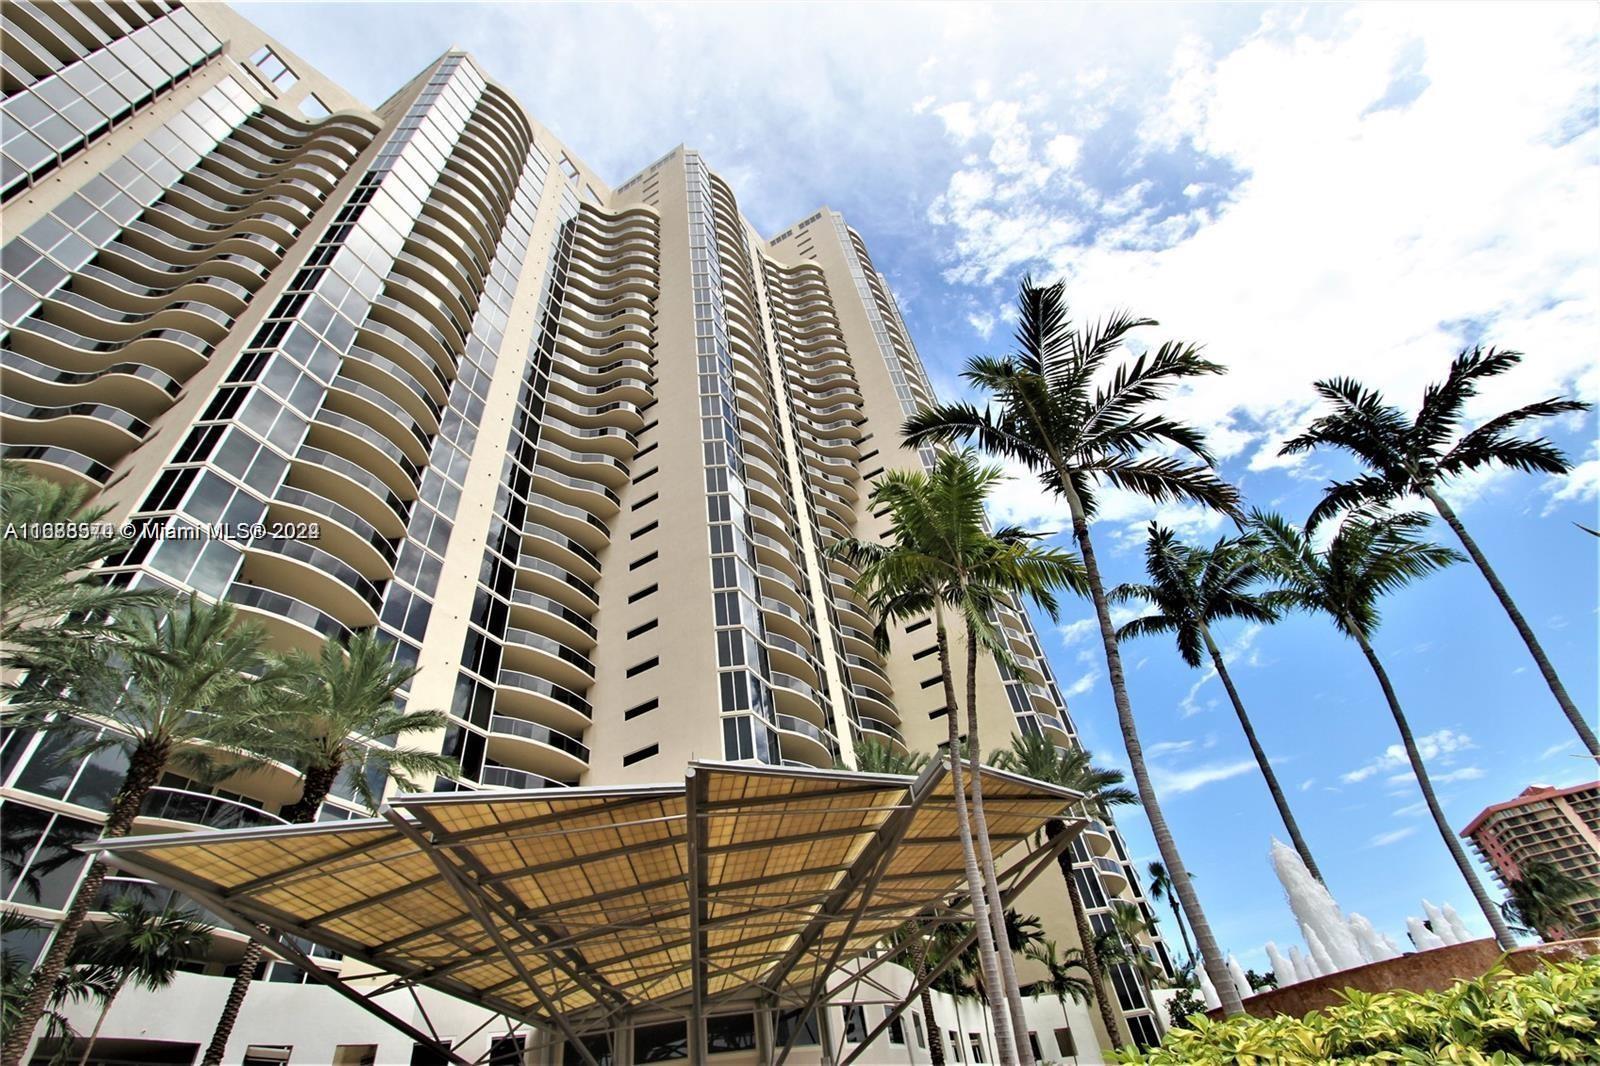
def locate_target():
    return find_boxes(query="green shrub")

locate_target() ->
[1120,957,1600,1064]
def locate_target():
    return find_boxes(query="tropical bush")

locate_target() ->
[1121,958,1600,1064]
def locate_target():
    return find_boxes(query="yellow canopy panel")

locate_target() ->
[95,759,1083,1030]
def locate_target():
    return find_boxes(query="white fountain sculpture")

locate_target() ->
[1407,915,1448,951]
[1247,838,1477,998]
[1421,899,1473,946]
[1441,903,1473,943]
[1265,942,1296,987]
[1226,953,1253,1001]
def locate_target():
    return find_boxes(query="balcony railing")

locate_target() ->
[139,786,286,830]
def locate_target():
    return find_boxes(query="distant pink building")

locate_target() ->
[1461,782,1600,937]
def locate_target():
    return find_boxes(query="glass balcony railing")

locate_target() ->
[139,786,285,830]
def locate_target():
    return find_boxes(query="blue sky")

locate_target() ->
[243,2,1600,972]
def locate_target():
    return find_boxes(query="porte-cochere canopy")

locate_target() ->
[95,760,1084,1052]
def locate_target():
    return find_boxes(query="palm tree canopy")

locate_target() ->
[1146,861,1173,903]
[1021,940,1094,1006]
[847,740,930,776]
[1279,348,1591,529]
[829,448,1086,653]
[1500,859,1592,938]
[901,277,1239,520]
[1111,524,1280,668]
[5,597,270,770]
[993,732,1137,818]
[0,465,169,667]
[1247,509,1461,640]
[72,900,213,992]
[240,629,457,809]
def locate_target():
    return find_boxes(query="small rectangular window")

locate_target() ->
[633,466,658,484]
[624,698,658,721]
[634,441,659,460]
[841,1006,866,1044]
[863,466,884,480]
[631,520,659,540]
[1028,1033,1042,1061]
[912,646,938,661]
[949,1032,963,1063]
[626,657,659,678]
[640,419,659,434]
[886,1008,905,1045]
[920,675,942,689]
[628,584,658,604]
[929,707,949,720]
[631,491,659,511]
[622,743,658,766]
[630,552,658,571]
[905,618,932,633]
[627,619,658,640]
[1053,1028,1076,1057]
[969,1033,986,1063]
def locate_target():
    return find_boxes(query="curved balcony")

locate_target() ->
[138,786,286,831]
[479,764,567,791]
[486,714,588,780]
[495,668,592,736]
[537,440,630,489]
[8,317,210,381]
[521,514,605,582]
[268,487,397,578]
[760,596,813,644]
[228,582,352,654]
[516,553,599,613]
[764,633,820,685]
[843,654,892,687]
[524,495,610,556]
[0,444,110,490]
[509,590,596,656]
[0,397,148,463]
[237,536,383,629]
[287,448,411,538]
[775,713,838,767]
[307,410,422,498]
[858,717,907,754]
[1082,818,1115,858]
[1093,855,1130,894]
[502,625,595,691]
[0,351,181,422]
[325,377,432,465]
[757,564,807,612]
[532,465,620,517]
[850,684,895,719]
[771,671,828,727]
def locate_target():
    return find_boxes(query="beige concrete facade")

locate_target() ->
[2,2,1171,1061]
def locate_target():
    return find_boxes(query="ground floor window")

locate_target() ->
[886,1006,905,1045]
[410,1043,452,1066]
[706,1014,755,1053]
[841,1005,867,1043]
[1028,1032,1043,1061]
[1053,1027,1077,1057]
[912,1012,926,1048]
[948,1030,963,1062]
[969,1032,986,1062]
[242,1047,292,1066]
[775,1008,820,1047]
[489,1035,525,1066]
[632,1021,687,1061]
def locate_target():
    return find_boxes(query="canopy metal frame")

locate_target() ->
[93,759,1084,1065]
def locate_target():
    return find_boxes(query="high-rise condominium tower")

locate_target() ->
[0,2,1172,1061]
[1462,782,1600,939]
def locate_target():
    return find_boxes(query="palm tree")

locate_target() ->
[1112,524,1325,882]
[1248,508,1516,949]
[904,276,1246,1015]
[1,597,269,1066]
[0,466,167,669]
[1500,860,1591,942]
[993,732,1136,1050]
[1145,861,1195,969]
[832,450,1084,1064]
[199,629,456,1066]
[1279,349,1595,757]
[1020,939,1093,1010]
[71,900,213,1066]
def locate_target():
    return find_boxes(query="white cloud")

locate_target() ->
[1369,826,1418,848]
[1062,668,1099,698]
[922,4,1599,465]
[1151,758,1257,795]
[1342,728,1475,783]
[1057,619,1098,647]
[1178,623,1264,717]
[1299,777,1316,792]
[1393,799,1429,817]
[1146,739,1197,758]
[1541,740,1577,760]
[1543,457,1600,516]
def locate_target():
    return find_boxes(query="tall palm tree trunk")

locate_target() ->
[935,608,1018,1065]
[1061,484,1243,1017]
[3,743,168,1066]
[1349,623,1516,949]
[963,628,1034,1061]
[1164,892,1195,969]
[202,764,340,1066]
[75,975,126,1066]
[1198,623,1325,883]
[1422,487,1597,759]
[910,931,945,1066]
[1046,820,1124,1051]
